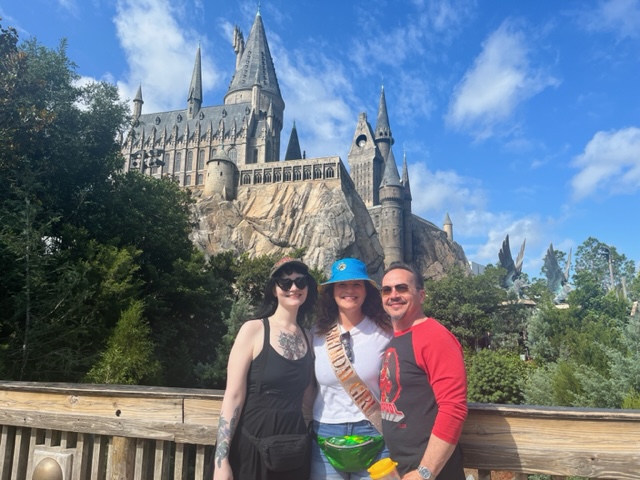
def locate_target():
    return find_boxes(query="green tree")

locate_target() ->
[86,301,161,385]
[467,349,530,404]
[423,266,505,349]
[574,237,636,294]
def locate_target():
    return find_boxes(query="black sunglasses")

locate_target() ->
[275,275,309,291]
[380,283,411,297]
[340,331,354,363]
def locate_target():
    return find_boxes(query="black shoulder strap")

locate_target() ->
[255,317,270,393]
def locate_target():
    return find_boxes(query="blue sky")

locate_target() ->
[3,0,640,279]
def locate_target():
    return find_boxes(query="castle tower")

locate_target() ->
[443,212,453,241]
[284,121,303,160]
[401,151,413,263]
[224,11,284,164]
[187,46,203,120]
[348,113,384,207]
[374,86,394,162]
[204,146,236,200]
[379,148,404,265]
[133,85,143,121]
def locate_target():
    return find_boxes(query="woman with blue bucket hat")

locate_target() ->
[310,258,393,480]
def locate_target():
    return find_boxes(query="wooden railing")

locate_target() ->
[1,382,639,479]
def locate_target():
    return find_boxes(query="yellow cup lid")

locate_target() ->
[367,457,398,479]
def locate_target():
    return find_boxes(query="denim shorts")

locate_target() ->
[310,419,390,480]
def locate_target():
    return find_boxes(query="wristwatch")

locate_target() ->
[417,465,433,479]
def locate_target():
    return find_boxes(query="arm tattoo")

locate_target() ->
[215,406,240,467]
[278,331,306,360]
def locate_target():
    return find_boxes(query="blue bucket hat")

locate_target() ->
[321,258,379,289]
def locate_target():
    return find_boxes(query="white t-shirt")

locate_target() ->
[312,317,392,423]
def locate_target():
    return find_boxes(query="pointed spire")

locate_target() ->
[226,12,281,98]
[444,212,452,225]
[380,148,401,187]
[375,85,394,160]
[187,45,203,119]
[284,121,302,160]
[401,149,412,200]
[133,85,143,120]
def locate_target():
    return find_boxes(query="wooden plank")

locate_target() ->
[154,440,170,480]
[0,390,183,422]
[0,410,216,445]
[0,425,15,480]
[173,443,186,480]
[109,436,135,480]
[183,398,222,425]
[24,428,37,480]
[72,433,90,480]
[91,434,108,480]
[9,427,29,480]
[194,444,205,480]
[134,438,145,480]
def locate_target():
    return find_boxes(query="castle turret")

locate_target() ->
[133,85,143,121]
[443,212,453,242]
[348,113,385,207]
[204,146,236,200]
[401,151,413,263]
[285,121,303,160]
[225,11,284,163]
[187,46,203,120]
[379,148,404,266]
[374,86,394,162]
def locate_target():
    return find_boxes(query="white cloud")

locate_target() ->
[570,126,640,201]
[446,20,559,140]
[57,0,79,16]
[275,49,357,159]
[578,0,640,40]
[113,0,221,112]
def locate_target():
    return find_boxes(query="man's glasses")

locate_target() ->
[340,331,354,363]
[275,276,309,291]
[380,283,411,297]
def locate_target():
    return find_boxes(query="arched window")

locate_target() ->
[175,152,182,172]
[264,172,272,183]
[303,168,311,180]
[228,148,237,163]
[254,172,262,184]
[196,174,204,185]
[185,174,192,186]
[253,149,258,164]
[186,151,193,171]
[293,169,301,181]
[314,167,322,179]
[284,170,292,181]
[326,167,334,178]
[274,170,282,182]
[197,150,205,170]
[211,147,217,157]
[242,174,251,185]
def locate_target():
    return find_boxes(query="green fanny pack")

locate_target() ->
[317,434,384,473]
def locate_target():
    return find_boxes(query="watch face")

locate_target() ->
[418,465,432,479]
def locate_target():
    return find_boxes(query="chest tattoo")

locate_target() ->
[278,331,306,360]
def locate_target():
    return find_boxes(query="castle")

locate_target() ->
[121,11,466,273]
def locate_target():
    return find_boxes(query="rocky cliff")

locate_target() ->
[190,179,468,281]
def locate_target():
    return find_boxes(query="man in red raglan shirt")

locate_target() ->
[379,262,468,480]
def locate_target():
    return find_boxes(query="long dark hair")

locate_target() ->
[253,264,318,326]
[314,281,391,335]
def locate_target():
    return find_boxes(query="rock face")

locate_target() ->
[190,176,468,282]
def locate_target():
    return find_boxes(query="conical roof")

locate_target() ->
[380,148,402,187]
[284,121,302,160]
[226,12,281,98]
[188,45,203,103]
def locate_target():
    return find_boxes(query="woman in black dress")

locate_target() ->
[213,257,318,480]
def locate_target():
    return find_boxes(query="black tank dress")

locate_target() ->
[229,318,313,480]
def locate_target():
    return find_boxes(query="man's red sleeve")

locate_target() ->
[413,319,468,444]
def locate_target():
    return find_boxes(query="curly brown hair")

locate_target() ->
[314,282,391,335]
